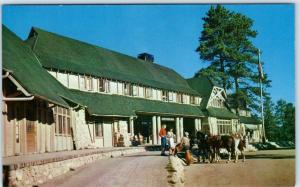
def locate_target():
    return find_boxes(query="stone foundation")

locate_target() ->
[4,147,145,187]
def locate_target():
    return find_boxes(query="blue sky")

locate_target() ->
[2,4,295,104]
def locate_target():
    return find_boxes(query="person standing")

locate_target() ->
[167,128,176,155]
[159,124,167,156]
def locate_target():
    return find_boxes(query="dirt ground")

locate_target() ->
[41,151,169,187]
[185,149,295,187]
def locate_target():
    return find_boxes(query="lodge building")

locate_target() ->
[2,25,262,157]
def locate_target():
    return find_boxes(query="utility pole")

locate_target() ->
[258,49,266,143]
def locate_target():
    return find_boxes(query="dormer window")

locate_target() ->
[177,93,183,103]
[145,87,153,98]
[168,92,173,101]
[131,85,138,96]
[85,76,93,91]
[124,83,131,96]
[99,78,105,92]
[190,96,195,104]
[162,91,168,101]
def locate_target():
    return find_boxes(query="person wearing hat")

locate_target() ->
[181,132,192,165]
[181,132,191,151]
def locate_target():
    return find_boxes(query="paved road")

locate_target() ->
[41,151,169,187]
[185,149,295,187]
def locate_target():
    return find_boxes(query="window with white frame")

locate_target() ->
[177,93,183,103]
[105,80,110,93]
[217,119,232,135]
[53,106,71,136]
[85,76,93,91]
[190,96,195,104]
[131,85,138,96]
[124,83,131,96]
[182,94,187,104]
[95,122,103,137]
[211,98,224,108]
[98,78,105,92]
[79,75,85,90]
[162,91,168,101]
[168,92,173,101]
[145,87,153,98]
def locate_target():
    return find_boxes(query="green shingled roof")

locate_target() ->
[2,26,70,107]
[239,116,261,125]
[65,89,204,117]
[186,76,215,109]
[206,107,238,119]
[25,27,199,96]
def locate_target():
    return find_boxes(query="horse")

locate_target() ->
[195,131,210,163]
[208,133,246,163]
[233,134,246,162]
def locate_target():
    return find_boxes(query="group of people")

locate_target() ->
[159,124,190,156]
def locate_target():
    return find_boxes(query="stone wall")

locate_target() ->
[72,109,93,149]
[6,147,145,187]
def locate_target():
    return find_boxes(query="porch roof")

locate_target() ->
[205,107,239,119]
[64,89,205,117]
[240,116,261,125]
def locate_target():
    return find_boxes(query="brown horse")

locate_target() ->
[207,134,246,163]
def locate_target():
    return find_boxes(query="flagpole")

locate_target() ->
[258,49,266,143]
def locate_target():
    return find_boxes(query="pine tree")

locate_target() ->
[195,5,233,90]
[263,96,277,141]
[195,5,271,113]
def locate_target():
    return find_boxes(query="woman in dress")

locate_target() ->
[167,128,176,155]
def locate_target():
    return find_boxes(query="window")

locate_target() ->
[190,96,195,104]
[85,76,93,91]
[177,93,183,103]
[145,88,153,98]
[132,85,138,96]
[95,123,103,137]
[79,75,85,90]
[105,80,110,93]
[99,78,105,92]
[168,92,173,101]
[162,91,168,101]
[211,98,224,108]
[124,83,131,95]
[217,119,232,135]
[54,106,71,136]
[182,94,187,104]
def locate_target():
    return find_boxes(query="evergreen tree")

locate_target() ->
[195,5,233,90]
[195,5,271,113]
[275,100,295,141]
[263,96,277,141]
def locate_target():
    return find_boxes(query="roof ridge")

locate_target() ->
[31,27,160,68]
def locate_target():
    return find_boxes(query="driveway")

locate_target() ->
[41,151,169,187]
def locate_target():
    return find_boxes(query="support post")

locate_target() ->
[157,116,161,145]
[176,117,180,143]
[130,116,134,136]
[180,117,184,139]
[152,116,157,145]
[198,119,202,131]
